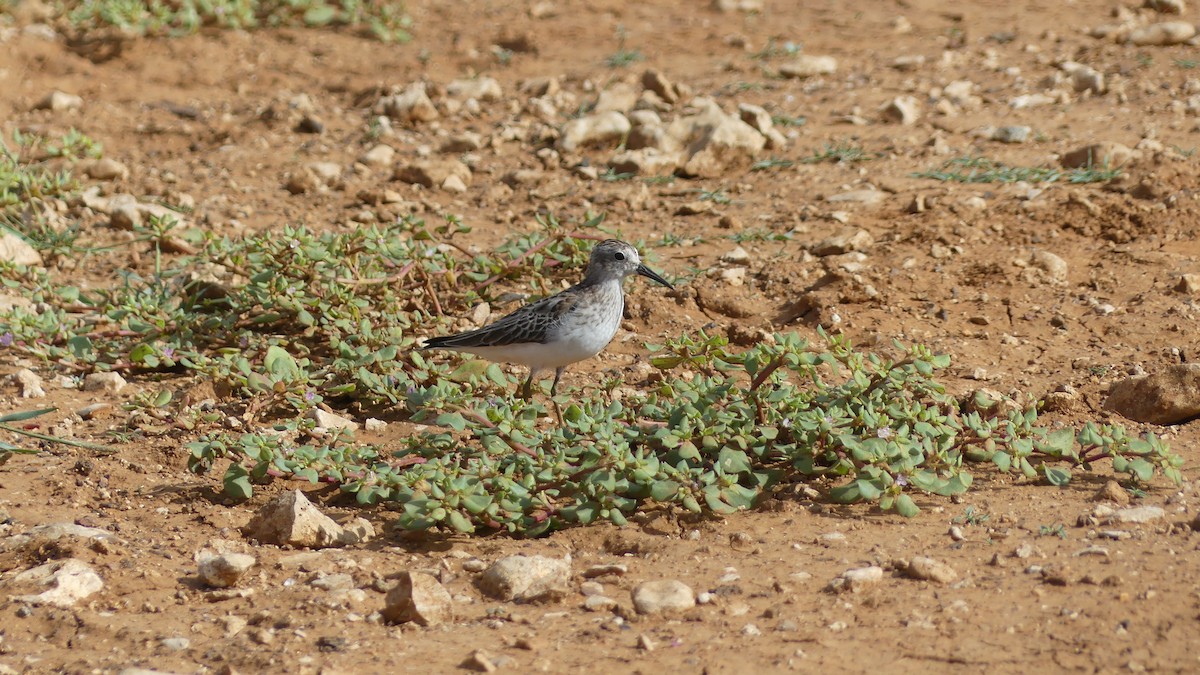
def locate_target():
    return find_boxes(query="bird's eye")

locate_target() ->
[614,251,626,261]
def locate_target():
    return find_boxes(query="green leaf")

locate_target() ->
[304,4,337,25]
[992,450,1012,472]
[222,464,253,500]
[1044,466,1071,486]
[829,483,862,504]
[447,510,475,533]
[895,493,919,517]
[717,448,751,474]
[0,407,57,423]
[1128,458,1154,482]
[435,413,467,431]
[264,345,301,381]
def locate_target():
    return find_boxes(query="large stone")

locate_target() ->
[394,159,472,189]
[0,232,43,267]
[1127,21,1195,46]
[8,559,103,607]
[631,579,695,614]
[445,77,503,102]
[243,490,351,549]
[609,148,682,176]
[382,571,453,625]
[779,55,837,78]
[34,90,82,112]
[2,522,119,552]
[558,111,631,152]
[82,371,127,393]
[375,83,439,123]
[477,554,572,601]
[670,99,765,177]
[1105,364,1200,424]
[903,557,958,584]
[197,553,256,588]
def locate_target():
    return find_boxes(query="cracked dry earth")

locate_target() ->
[3,0,1200,673]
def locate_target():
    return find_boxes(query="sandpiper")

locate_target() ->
[422,239,674,398]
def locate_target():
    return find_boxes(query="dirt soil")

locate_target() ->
[2,0,1200,672]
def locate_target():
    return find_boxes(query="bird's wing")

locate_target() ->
[423,291,581,348]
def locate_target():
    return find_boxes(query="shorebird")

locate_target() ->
[422,239,674,398]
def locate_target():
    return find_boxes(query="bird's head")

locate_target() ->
[587,239,673,289]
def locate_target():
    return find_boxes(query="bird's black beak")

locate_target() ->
[637,263,674,290]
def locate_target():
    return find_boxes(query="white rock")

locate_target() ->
[242,490,353,549]
[375,83,439,123]
[1128,21,1195,46]
[631,579,695,614]
[445,77,503,102]
[34,90,82,112]
[364,418,388,432]
[478,554,572,601]
[382,571,453,625]
[670,100,765,177]
[359,144,396,168]
[2,522,118,552]
[713,0,763,11]
[1010,93,1058,109]
[82,158,130,181]
[812,228,874,256]
[558,111,632,152]
[0,232,43,267]
[721,268,747,286]
[197,553,256,588]
[593,82,639,114]
[830,565,883,593]
[1103,505,1166,524]
[441,173,468,193]
[737,103,787,148]
[13,369,45,398]
[306,408,359,432]
[9,559,103,607]
[1029,250,1068,283]
[904,556,958,584]
[881,96,920,125]
[82,371,127,393]
[1061,62,1105,94]
[779,55,837,78]
[722,246,751,263]
[609,148,682,176]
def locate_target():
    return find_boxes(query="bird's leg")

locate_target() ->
[550,367,565,397]
[550,367,566,424]
[520,371,535,400]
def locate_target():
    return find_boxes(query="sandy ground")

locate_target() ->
[2,0,1200,672]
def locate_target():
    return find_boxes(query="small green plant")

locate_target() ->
[750,38,802,61]
[802,141,873,164]
[599,168,636,182]
[771,114,807,127]
[694,188,733,204]
[914,156,1120,184]
[1038,523,1067,539]
[178,329,1182,535]
[751,157,795,172]
[953,505,990,526]
[605,26,643,68]
[52,0,412,42]
[1175,59,1199,69]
